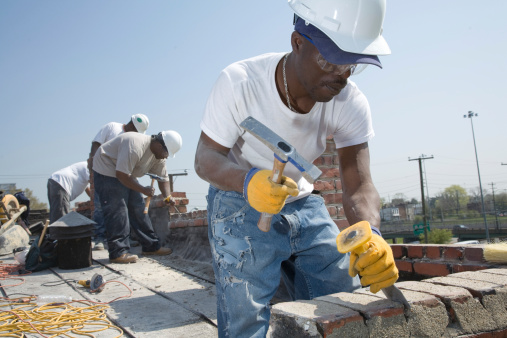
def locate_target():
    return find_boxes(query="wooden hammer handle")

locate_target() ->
[257,157,287,232]
[38,220,50,247]
[143,179,156,214]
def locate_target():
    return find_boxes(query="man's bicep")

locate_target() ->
[337,142,373,190]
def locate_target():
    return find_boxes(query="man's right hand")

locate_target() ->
[244,168,299,214]
[143,186,155,197]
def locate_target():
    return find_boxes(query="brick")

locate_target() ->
[322,193,343,205]
[332,154,340,166]
[425,246,441,259]
[464,246,484,262]
[444,247,463,261]
[270,299,367,337]
[171,192,186,198]
[334,179,342,191]
[451,270,507,287]
[395,259,413,273]
[426,275,500,298]
[407,245,424,259]
[337,206,345,217]
[335,219,349,231]
[314,180,335,191]
[316,292,408,337]
[391,245,406,259]
[413,262,450,277]
[320,167,341,178]
[452,264,489,273]
[326,206,337,217]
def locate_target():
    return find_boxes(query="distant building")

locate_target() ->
[380,207,400,222]
[0,183,17,195]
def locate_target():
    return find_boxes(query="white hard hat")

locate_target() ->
[161,130,182,158]
[131,114,150,134]
[288,0,391,56]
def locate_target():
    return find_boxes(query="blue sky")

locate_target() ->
[1,1,506,211]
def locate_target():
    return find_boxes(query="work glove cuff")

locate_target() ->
[243,167,260,202]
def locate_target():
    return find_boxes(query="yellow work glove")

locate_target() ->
[243,168,299,214]
[348,234,399,293]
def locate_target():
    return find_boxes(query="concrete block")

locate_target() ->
[316,292,408,337]
[450,270,507,286]
[423,276,499,333]
[397,281,495,335]
[355,285,448,337]
[269,299,367,338]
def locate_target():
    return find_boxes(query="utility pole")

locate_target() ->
[464,111,490,242]
[491,182,499,230]
[168,171,188,192]
[409,155,434,244]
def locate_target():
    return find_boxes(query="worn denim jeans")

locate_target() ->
[92,190,106,241]
[93,171,161,260]
[207,185,360,338]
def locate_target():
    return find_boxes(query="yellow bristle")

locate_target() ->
[484,242,507,264]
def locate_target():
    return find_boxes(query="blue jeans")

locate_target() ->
[94,171,161,260]
[207,185,360,338]
[93,190,106,241]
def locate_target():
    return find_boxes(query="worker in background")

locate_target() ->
[47,161,91,223]
[93,130,182,264]
[194,0,398,336]
[88,114,149,250]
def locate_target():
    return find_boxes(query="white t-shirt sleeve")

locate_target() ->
[332,88,374,149]
[200,68,246,149]
[93,123,113,145]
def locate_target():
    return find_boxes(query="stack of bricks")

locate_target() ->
[312,136,349,230]
[392,243,497,281]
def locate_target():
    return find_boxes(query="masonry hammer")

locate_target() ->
[143,173,167,214]
[240,116,322,232]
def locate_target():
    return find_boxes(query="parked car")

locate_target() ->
[453,224,469,231]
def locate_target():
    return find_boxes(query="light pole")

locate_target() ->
[464,111,490,242]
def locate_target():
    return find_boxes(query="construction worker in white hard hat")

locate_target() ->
[92,130,182,264]
[194,0,397,336]
[87,114,149,251]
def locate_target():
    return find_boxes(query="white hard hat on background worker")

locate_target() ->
[160,130,182,158]
[131,114,150,134]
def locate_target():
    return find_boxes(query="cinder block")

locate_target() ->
[398,281,494,335]
[316,292,408,337]
[269,299,367,337]
[355,285,448,337]
[423,276,499,333]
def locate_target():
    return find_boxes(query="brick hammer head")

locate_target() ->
[239,116,322,183]
[146,173,166,181]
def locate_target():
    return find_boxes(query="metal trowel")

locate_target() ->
[336,221,411,311]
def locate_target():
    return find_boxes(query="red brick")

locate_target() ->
[171,192,187,198]
[414,262,450,277]
[395,259,413,273]
[322,193,343,205]
[464,247,484,262]
[337,206,345,217]
[443,247,463,260]
[407,245,424,259]
[335,219,349,231]
[451,264,489,273]
[325,141,337,153]
[327,206,338,217]
[314,180,335,191]
[391,245,405,259]
[426,246,441,259]
[332,154,340,166]
[320,167,341,178]
[334,179,342,191]
[193,218,206,227]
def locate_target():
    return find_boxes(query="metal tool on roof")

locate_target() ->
[144,173,166,214]
[78,273,106,293]
[240,116,322,232]
[336,221,411,311]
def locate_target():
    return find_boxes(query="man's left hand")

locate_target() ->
[348,234,398,293]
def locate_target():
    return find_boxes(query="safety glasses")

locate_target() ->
[300,33,368,76]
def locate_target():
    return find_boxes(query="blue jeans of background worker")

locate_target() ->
[92,190,106,242]
[93,171,161,260]
[47,178,70,224]
[207,185,360,338]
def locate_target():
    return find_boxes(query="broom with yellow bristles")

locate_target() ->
[484,240,507,264]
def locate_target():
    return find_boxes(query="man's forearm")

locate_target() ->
[342,183,381,230]
[116,171,145,194]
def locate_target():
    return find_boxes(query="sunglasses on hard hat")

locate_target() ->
[299,33,367,76]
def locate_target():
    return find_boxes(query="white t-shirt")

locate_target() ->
[200,52,374,202]
[50,161,89,201]
[93,133,169,181]
[92,122,124,145]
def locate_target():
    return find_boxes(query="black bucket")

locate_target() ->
[56,237,92,269]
